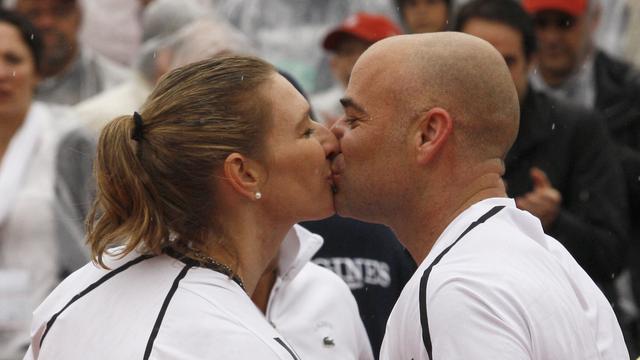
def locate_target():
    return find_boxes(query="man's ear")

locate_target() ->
[223,153,263,200]
[413,107,453,165]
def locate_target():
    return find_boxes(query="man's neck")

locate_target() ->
[209,205,292,296]
[390,170,507,265]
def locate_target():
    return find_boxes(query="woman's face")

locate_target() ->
[402,0,449,33]
[259,73,339,223]
[0,22,38,120]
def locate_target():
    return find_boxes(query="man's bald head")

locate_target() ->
[352,32,519,162]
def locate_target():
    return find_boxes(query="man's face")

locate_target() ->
[16,0,81,76]
[533,9,593,81]
[462,18,530,101]
[329,36,370,88]
[330,55,413,222]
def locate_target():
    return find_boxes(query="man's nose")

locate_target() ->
[330,116,346,140]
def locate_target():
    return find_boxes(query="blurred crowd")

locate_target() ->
[1,0,639,359]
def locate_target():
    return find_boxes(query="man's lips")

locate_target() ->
[331,154,345,175]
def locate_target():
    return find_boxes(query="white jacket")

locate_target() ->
[269,225,374,360]
[0,102,76,359]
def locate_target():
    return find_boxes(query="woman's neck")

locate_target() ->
[203,207,292,296]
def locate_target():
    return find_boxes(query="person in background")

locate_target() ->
[25,55,339,359]
[0,9,77,358]
[394,0,451,33]
[311,12,401,126]
[523,0,640,348]
[453,0,633,353]
[12,0,129,105]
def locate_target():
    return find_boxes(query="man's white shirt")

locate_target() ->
[379,197,628,360]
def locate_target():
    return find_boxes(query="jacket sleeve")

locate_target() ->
[549,113,630,284]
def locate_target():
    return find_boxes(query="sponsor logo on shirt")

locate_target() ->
[313,257,391,289]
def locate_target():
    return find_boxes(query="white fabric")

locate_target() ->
[24,248,300,359]
[380,198,628,360]
[268,225,373,360]
[74,73,153,135]
[0,103,76,359]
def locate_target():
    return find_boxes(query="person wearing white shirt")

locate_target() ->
[25,54,341,359]
[329,32,627,359]
[0,10,78,358]
[13,0,129,105]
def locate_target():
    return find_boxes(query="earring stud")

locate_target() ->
[255,192,262,200]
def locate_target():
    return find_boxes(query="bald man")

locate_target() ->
[330,32,627,359]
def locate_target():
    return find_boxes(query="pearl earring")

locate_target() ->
[255,192,262,200]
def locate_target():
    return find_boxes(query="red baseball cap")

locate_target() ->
[522,0,588,17]
[323,12,402,51]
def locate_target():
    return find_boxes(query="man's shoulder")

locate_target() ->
[595,50,640,95]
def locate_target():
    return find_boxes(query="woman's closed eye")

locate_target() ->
[303,127,316,138]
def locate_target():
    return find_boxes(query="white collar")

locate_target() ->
[277,224,324,282]
[420,197,515,269]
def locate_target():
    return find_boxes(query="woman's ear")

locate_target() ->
[414,107,453,165]
[223,153,264,200]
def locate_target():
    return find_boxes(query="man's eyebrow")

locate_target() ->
[340,97,367,114]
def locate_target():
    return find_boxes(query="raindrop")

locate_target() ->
[551,123,556,130]
[533,69,537,74]
[241,74,244,81]
[445,20,449,24]
[12,71,16,77]
[153,51,157,59]
[30,33,34,40]
[637,176,640,182]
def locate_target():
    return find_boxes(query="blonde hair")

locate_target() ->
[87,55,275,268]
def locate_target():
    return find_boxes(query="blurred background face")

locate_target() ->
[533,10,593,81]
[402,0,448,33]
[0,21,38,119]
[16,0,80,76]
[329,35,370,88]
[462,18,530,101]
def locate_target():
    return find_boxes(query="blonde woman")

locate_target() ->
[25,55,338,359]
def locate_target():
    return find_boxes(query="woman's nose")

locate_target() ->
[316,122,340,160]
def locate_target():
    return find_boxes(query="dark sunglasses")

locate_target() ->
[533,13,576,30]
